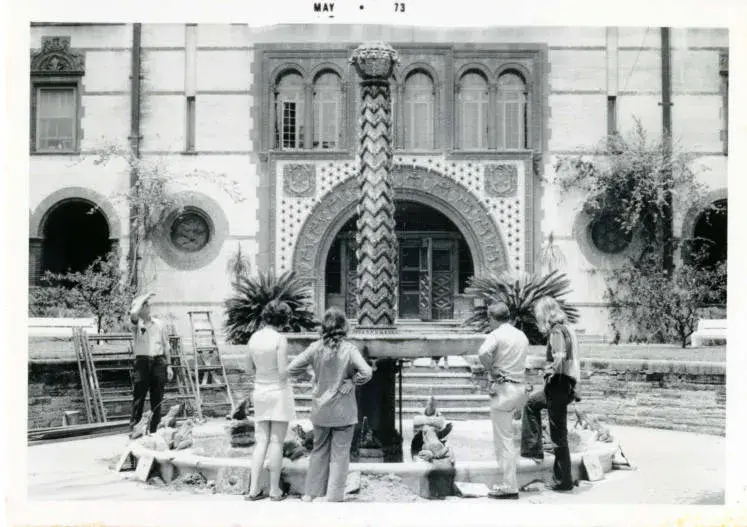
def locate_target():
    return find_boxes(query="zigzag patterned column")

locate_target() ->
[351,43,399,331]
[349,43,403,463]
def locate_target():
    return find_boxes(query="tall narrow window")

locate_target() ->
[607,95,617,138]
[459,72,488,150]
[313,72,342,149]
[185,24,197,152]
[496,72,527,149]
[403,72,435,150]
[186,96,196,152]
[275,72,305,149]
[36,87,77,152]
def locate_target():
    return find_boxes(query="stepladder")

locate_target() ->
[188,311,235,418]
[71,329,201,425]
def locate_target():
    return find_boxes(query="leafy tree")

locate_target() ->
[554,120,726,344]
[85,144,243,291]
[224,269,319,344]
[226,243,252,286]
[464,270,579,344]
[29,249,136,333]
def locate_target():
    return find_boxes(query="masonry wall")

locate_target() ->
[29,24,728,340]
[28,339,725,436]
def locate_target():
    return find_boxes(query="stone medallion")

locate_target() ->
[283,164,317,197]
[484,164,518,197]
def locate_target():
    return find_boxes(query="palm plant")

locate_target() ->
[464,270,579,344]
[224,269,319,344]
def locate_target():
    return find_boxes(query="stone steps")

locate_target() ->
[292,405,491,420]
[293,392,489,410]
[293,382,481,395]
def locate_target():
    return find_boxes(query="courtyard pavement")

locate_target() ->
[25,421,724,505]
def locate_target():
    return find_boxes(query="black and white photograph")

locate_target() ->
[4,1,747,526]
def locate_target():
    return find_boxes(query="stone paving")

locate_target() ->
[26,422,724,504]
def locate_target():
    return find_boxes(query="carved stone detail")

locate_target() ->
[30,36,85,75]
[283,164,316,197]
[484,164,518,197]
[292,165,508,278]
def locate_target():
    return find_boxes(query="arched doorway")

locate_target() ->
[690,199,727,268]
[325,200,475,320]
[41,199,111,275]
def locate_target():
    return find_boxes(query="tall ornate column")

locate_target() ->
[350,43,402,462]
[350,43,399,331]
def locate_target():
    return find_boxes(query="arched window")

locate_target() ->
[403,72,435,150]
[497,72,528,149]
[313,72,343,149]
[275,72,304,149]
[459,72,488,149]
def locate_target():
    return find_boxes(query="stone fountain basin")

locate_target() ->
[128,421,619,498]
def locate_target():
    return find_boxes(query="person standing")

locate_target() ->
[520,296,581,492]
[129,292,174,436]
[244,300,296,501]
[288,307,372,502]
[477,302,530,500]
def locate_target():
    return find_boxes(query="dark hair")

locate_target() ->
[487,301,511,323]
[320,307,349,349]
[261,300,292,328]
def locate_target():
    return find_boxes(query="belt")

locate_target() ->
[492,375,521,384]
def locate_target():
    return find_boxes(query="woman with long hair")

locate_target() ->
[520,296,581,491]
[288,307,372,502]
[244,300,295,501]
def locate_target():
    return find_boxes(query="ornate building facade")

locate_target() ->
[28,24,729,338]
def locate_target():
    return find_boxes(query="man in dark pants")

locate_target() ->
[129,292,173,437]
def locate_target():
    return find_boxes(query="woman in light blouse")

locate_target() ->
[244,300,295,501]
[288,307,372,502]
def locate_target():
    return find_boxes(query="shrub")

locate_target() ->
[28,249,135,332]
[606,253,726,348]
[223,270,319,344]
[464,270,579,344]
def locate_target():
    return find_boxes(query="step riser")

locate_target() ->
[402,376,474,385]
[292,396,489,409]
[293,386,480,396]
[292,408,491,420]
[405,366,472,374]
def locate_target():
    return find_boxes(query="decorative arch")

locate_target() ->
[495,63,533,86]
[400,62,440,85]
[309,62,346,82]
[30,186,121,239]
[292,165,509,312]
[455,63,492,82]
[681,188,728,242]
[270,63,307,83]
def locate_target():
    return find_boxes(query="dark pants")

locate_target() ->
[130,355,167,433]
[520,374,576,489]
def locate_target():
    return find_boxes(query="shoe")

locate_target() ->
[270,493,287,502]
[244,491,267,501]
[301,495,313,502]
[547,483,574,492]
[488,487,519,500]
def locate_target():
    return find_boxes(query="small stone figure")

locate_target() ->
[172,419,195,450]
[411,395,453,459]
[416,425,454,464]
[158,403,183,430]
[574,407,614,442]
[129,410,152,440]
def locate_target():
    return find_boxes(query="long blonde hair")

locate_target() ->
[534,296,567,334]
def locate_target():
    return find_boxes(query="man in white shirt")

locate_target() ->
[129,292,173,436]
[477,302,530,500]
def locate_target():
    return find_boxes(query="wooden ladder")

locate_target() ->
[71,329,199,424]
[188,311,235,418]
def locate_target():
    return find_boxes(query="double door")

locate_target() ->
[340,233,458,320]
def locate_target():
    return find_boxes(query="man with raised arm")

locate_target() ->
[129,292,173,437]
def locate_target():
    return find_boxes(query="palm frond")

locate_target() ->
[223,269,319,344]
[464,270,579,344]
